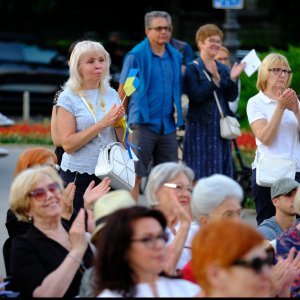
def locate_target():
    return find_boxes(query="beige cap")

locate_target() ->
[91,190,136,243]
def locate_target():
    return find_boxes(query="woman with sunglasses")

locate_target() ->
[5,146,111,239]
[246,53,300,226]
[94,206,200,297]
[191,219,272,297]
[9,166,93,298]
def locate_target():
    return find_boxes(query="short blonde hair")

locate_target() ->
[9,166,64,222]
[256,53,292,91]
[64,40,111,95]
[195,24,223,45]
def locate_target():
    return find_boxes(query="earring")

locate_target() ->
[28,216,33,222]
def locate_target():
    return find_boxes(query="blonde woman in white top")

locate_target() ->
[247,53,300,226]
[57,40,125,211]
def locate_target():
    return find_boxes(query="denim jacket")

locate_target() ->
[183,57,238,124]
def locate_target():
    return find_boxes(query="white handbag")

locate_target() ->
[220,115,241,140]
[213,91,241,140]
[95,142,136,191]
[200,66,241,140]
[256,155,297,187]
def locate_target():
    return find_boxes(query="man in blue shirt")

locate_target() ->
[118,11,183,201]
[257,177,300,240]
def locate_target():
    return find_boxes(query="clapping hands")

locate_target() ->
[277,88,299,113]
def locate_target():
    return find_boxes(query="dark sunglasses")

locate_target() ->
[232,252,274,274]
[28,182,61,200]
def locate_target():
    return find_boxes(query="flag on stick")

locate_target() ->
[123,68,140,97]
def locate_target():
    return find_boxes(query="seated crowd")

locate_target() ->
[3,146,300,298]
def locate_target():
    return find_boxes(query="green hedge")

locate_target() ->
[238,45,300,130]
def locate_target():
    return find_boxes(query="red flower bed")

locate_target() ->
[0,122,52,144]
[236,131,256,151]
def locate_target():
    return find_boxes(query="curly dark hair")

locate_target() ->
[93,205,167,297]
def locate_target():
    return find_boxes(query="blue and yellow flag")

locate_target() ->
[123,68,140,96]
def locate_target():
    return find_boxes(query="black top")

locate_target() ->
[10,225,93,298]
[53,89,64,165]
[5,208,77,238]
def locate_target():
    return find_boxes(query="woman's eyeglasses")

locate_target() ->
[268,68,292,76]
[28,182,61,200]
[164,183,193,194]
[232,253,274,274]
[207,38,222,45]
[131,232,169,248]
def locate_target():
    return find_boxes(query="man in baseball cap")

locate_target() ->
[257,177,300,241]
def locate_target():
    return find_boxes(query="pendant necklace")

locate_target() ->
[99,93,105,112]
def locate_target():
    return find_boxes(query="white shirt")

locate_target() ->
[57,87,121,174]
[97,276,201,297]
[247,91,300,170]
[172,221,199,270]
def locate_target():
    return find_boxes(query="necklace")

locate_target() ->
[99,93,105,112]
[82,91,105,113]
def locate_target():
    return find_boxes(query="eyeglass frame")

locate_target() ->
[232,252,274,274]
[131,231,169,248]
[28,181,61,200]
[268,68,292,76]
[148,26,172,32]
[206,38,223,45]
[163,182,193,194]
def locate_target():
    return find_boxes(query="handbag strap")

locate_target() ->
[192,61,225,118]
[79,95,101,138]
[202,68,225,118]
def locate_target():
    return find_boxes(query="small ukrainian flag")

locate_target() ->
[123,68,140,96]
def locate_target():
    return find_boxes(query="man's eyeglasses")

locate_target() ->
[164,183,193,194]
[28,182,61,200]
[149,26,172,32]
[268,68,292,76]
[232,253,274,274]
[131,232,169,248]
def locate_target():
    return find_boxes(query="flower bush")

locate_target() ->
[0,122,52,145]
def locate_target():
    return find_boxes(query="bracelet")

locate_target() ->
[67,253,87,271]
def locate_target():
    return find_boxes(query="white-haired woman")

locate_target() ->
[57,40,125,211]
[181,174,243,282]
[145,162,197,274]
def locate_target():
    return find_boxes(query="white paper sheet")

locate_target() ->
[241,49,261,77]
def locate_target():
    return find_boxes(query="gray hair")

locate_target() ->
[64,40,111,95]
[145,162,194,206]
[191,174,243,219]
[144,11,172,29]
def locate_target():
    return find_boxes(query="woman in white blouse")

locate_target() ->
[247,53,300,226]
[57,40,125,211]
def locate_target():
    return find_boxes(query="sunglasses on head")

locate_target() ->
[232,251,274,274]
[28,182,61,200]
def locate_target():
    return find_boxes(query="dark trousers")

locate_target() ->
[252,169,300,225]
[59,169,101,213]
